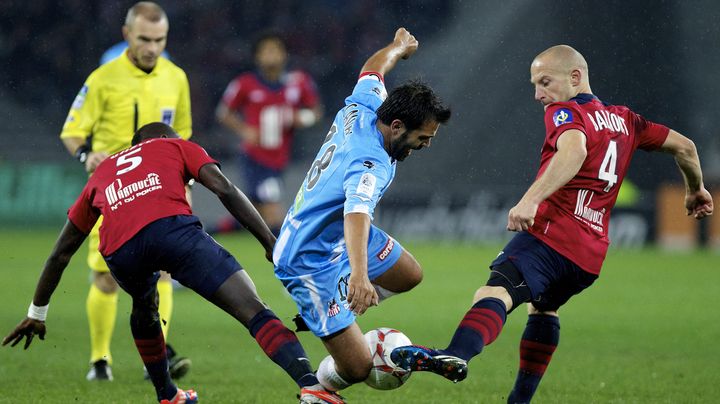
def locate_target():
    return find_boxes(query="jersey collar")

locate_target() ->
[121,49,160,77]
[570,93,608,106]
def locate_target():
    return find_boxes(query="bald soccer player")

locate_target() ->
[391,45,713,403]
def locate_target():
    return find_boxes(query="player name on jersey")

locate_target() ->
[586,111,629,136]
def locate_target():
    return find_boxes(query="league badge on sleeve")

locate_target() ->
[552,108,574,127]
[72,85,89,110]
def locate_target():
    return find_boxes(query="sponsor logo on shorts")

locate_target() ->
[327,299,341,317]
[377,238,395,261]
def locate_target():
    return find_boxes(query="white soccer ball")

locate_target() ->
[363,327,412,390]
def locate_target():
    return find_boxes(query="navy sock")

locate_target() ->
[443,297,507,361]
[130,311,176,401]
[507,314,560,404]
[248,309,319,387]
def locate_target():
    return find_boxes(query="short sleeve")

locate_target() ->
[632,112,670,151]
[345,72,387,113]
[343,155,391,220]
[67,184,100,234]
[221,76,246,110]
[543,103,586,148]
[178,140,219,179]
[60,71,102,140]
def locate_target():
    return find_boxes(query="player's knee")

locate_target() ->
[528,303,558,317]
[398,252,423,291]
[337,357,372,383]
[473,286,512,311]
[403,261,423,291]
[93,271,118,293]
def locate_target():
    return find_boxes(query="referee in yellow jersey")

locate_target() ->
[60,2,191,382]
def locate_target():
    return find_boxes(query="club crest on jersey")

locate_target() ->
[552,108,573,127]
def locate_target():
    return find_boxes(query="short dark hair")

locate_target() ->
[131,122,179,145]
[376,80,451,131]
[125,2,167,27]
[252,32,286,56]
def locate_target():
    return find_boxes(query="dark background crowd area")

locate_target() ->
[0,0,453,135]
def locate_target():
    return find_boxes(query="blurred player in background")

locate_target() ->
[215,33,322,235]
[59,1,191,381]
[272,28,456,403]
[392,45,714,402]
[4,122,327,404]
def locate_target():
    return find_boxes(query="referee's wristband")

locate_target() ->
[74,145,90,164]
[27,302,49,321]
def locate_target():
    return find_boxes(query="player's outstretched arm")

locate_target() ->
[508,129,587,231]
[197,163,276,261]
[3,220,88,349]
[660,130,713,219]
[360,28,418,77]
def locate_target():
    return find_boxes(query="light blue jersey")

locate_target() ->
[273,74,404,336]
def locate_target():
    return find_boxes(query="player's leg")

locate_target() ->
[507,304,559,404]
[367,226,422,302]
[159,216,318,391]
[205,270,320,389]
[86,218,118,381]
[156,270,191,380]
[316,323,373,391]
[391,235,542,381]
[105,225,198,403]
[506,261,596,403]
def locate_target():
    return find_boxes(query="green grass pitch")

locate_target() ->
[1,228,718,403]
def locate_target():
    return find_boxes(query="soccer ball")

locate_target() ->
[363,327,412,390]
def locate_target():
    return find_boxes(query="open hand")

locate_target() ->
[3,318,46,350]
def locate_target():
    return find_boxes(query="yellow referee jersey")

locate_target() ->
[60,50,192,154]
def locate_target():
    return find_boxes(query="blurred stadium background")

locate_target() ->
[1,1,719,403]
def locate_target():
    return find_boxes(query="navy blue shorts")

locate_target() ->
[240,153,283,203]
[104,215,242,300]
[490,232,597,312]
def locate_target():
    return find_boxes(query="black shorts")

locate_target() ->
[490,232,598,312]
[105,215,242,300]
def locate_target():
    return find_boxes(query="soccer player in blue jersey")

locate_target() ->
[272,28,460,402]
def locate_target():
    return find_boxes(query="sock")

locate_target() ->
[373,284,397,303]
[317,355,351,391]
[508,314,560,404]
[443,297,507,361]
[157,280,173,339]
[248,309,319,387]
[131,308,176,401]
[87,283,118,364]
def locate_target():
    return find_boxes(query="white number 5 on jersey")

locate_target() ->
[598,140,618,192]
[116,148,143,175]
